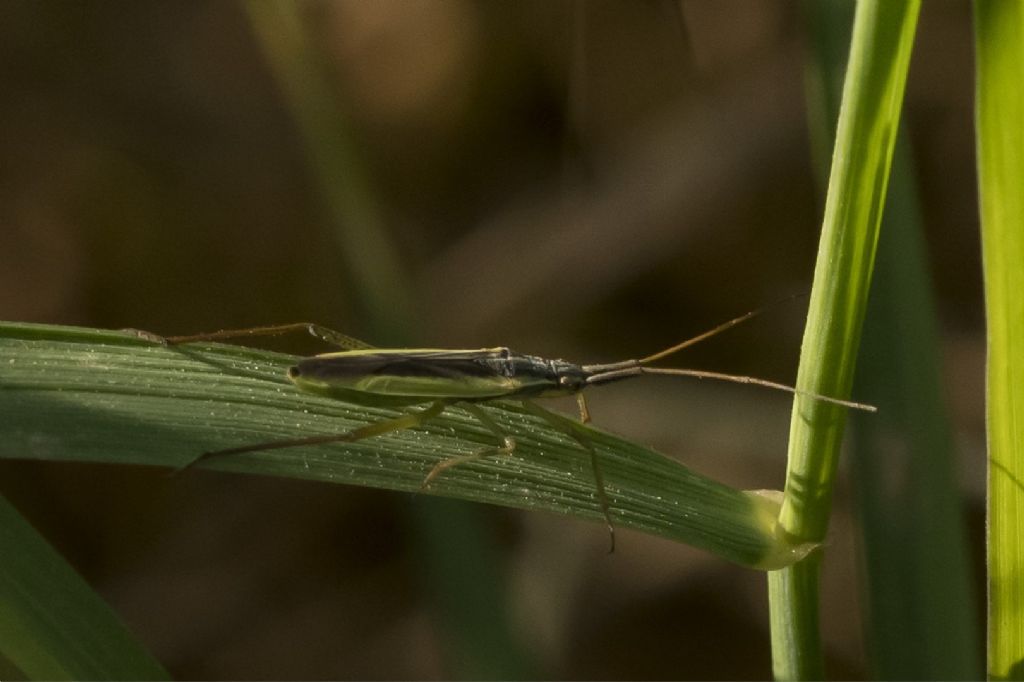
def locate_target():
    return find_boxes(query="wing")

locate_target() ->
[297,349,509,381]
[290,348,541,401]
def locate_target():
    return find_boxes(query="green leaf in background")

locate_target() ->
[0,322,811,571]
[767,0,921,678]
[241,2,520,674]
[851,143,982,680]
[0,493,169,680]
[244,1,414,342]
[975,2,1024,678]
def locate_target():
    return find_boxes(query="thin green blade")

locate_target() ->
[976,2,1024,678]
[768,0,921,678]
[0,493,169,680]
[804,1,981,677]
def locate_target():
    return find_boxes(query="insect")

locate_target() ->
[143,310,875,551]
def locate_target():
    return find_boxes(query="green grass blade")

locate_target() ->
[768,0,921,678]
[0,322,811,570]
[0,493,169,680]
[975,2,1024,678]
[805,2,981,677]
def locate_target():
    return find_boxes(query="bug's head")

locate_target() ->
[547,360,588,394]
[557,373,584,392]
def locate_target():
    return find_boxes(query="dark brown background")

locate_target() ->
[0,2,982,679]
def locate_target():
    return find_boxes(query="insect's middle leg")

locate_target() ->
[422,403,515,488]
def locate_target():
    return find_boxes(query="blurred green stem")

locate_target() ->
[241,4,534,676]
[244,2,413,340]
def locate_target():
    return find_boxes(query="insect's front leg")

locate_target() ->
[520,400,614,552]
[576,392,592,423]
[421,403,515,488]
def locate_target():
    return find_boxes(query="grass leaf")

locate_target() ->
[0,492,169,680]
[975,2,1024,677]
[767,0,921,677]
[805,1,981,676]
[0,321,810,570]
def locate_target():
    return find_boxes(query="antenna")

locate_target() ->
[580,294,876,413]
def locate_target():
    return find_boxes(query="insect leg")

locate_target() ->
[421,403,516,488]
[576,393,592,424]
[178,400,448,471]
[129,323,373,350]
[519,400,615,552]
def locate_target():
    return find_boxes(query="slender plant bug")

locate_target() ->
[139,308,875,551]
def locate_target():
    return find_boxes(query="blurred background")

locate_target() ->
[0,1,982,679]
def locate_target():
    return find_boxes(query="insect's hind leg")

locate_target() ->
[128,323,373,350]
[178,400,448,472]
[422,403,516,488]
[519,400,615,552]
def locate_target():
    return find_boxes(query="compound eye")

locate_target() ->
[287,366,301,379]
